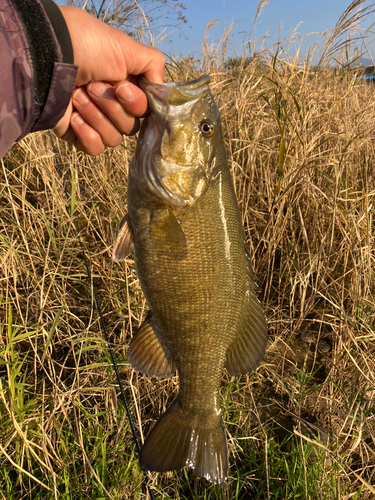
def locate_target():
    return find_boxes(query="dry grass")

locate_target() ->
[1,12,375,500]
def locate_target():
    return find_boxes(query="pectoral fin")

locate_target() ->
[225,258,268,376]
[128,313,176,378]
[149,208,187,258]
[113,214,134,262]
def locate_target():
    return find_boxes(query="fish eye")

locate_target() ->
[200,121,214,137]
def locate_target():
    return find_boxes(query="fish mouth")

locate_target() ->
[139,74,210,92]
[139,74,211,111]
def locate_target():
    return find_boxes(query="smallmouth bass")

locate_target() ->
[113,74,267,483]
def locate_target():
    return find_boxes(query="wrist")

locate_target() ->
[57,5,94,82]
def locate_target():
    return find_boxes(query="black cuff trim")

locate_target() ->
[39,0,74,65]
[11,0,59,105]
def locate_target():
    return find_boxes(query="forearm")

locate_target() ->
[0,0,77,158]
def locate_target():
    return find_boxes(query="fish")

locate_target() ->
[113,74,267,483]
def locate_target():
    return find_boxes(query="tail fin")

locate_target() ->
[139,399,228,484]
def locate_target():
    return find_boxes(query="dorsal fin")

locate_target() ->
[128,313,176,378]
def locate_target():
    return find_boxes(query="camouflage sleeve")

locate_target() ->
[0,0,77,159]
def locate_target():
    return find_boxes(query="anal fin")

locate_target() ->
[128,313,176,378]
[225,257,268,376]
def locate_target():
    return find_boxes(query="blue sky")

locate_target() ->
[158,0,375,62]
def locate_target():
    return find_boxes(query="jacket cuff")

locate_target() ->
[10,0,77,132]
[32,62,77,132]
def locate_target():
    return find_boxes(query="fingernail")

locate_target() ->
[73,88,89,105]
[88,81,110,98]
[71,113,85,126]
[116,83,135,103]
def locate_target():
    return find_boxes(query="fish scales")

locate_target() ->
[113,74,267,483]
[129,166,244,409]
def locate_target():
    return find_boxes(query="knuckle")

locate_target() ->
[156,50,165,66]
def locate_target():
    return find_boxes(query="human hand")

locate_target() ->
[53,6,164,155]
